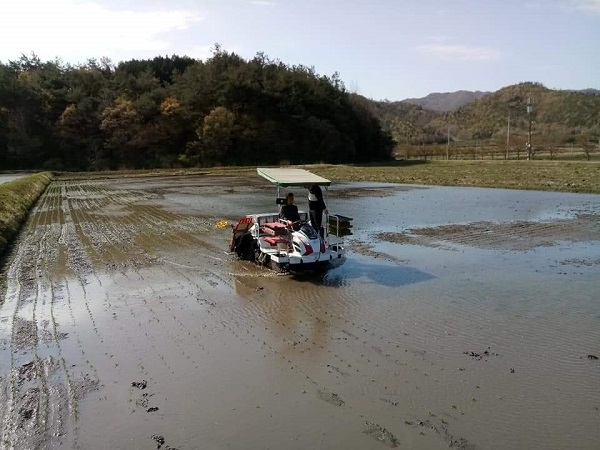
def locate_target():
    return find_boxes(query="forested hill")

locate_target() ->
[402,90,490,112]
[0,51,393,171]
[374,82,600,148]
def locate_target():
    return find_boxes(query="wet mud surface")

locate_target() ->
[376,214,600,251]
[1,176,599,449]
[0,175,26,185]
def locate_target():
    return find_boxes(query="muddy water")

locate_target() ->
[0,175,25,185]
[1,176,599,450]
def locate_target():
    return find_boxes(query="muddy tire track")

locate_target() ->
[0,184,80,449]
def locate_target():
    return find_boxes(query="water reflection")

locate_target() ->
[322,257,435,287]
[232,274,335,358]
[0,174,25,184]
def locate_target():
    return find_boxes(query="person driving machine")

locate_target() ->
[280,192,301,227]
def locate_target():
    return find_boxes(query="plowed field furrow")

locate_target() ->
[34,188,88,446]
[0,249,26,447]
[1,176,454,449]
[59,214,92,275]
[78,185,133,245]
[56,186,223,415]
[64,192,132,270]
[144,265,224,342]
[45,280,75,446]
[81,184,220,274]
[85,287,165,413]
[63,183,171,265]
[112,271,208,371]
[55,193,117,370]
[84,191,233,401]
[220,275,445,416]
[5,177,597,449]
[228,269,463,414]
[63,196,105,272]
[0,190,76,449]
[186,273,438,444]
[74,206,240,424]
[21,186,123,449]
[59,280,100,380]
[54,185,159,401]
[160,262,411,418]
[29,230,77,449]
[87,281,212,418]
[85,182,214,242]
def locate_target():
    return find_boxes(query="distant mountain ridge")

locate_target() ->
[401,88,599,112]
[372,82,600,148]
[577,88,600,95]
[402,90,491,112]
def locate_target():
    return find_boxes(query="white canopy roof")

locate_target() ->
[257,168,331,187]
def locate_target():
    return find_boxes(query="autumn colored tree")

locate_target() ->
[100,96,144,168]
[0,48,397,169]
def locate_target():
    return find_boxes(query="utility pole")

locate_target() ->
[506,111,510,160]
[526,97,533,160]
[446,124,450,160]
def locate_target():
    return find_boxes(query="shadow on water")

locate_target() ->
[291,258,435,288]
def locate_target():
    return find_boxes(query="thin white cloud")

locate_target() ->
[0,0,203,63]
[185,43,247,62]
[555,0,600,14]
[250,1,276,5]
[418,44,501,62]
[186,44,214,61]
[574,0,600,14]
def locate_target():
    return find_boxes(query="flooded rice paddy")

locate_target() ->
[1,175,599,449]
[0,175,25,185]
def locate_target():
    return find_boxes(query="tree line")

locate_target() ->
[0,48,394,171]
[374,82,600,160]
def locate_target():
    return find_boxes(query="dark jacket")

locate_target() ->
[280,204,300,222]
[308,184,326,211]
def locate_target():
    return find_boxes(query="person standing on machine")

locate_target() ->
[307,184,327,238]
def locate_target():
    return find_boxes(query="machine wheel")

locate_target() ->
[272,261,289,273]
[235,233,255,260]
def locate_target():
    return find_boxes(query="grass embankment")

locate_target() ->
[56,160,600,194]
[0,172,53,259]
[202,160,600,194]
[311,160,600,194]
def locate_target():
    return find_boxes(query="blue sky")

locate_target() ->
[1,0,598,100]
